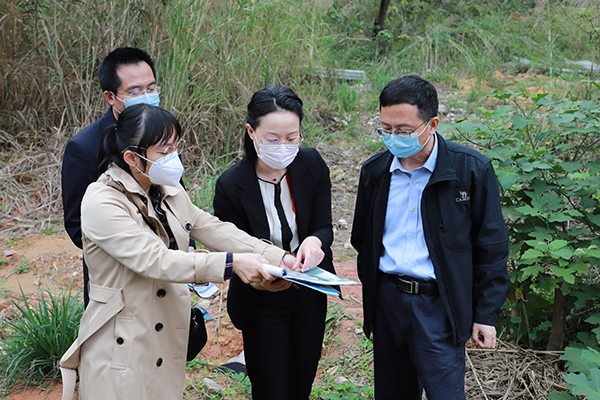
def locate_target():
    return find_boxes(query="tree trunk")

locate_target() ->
[373,0,392,36]
[547,286,567,351]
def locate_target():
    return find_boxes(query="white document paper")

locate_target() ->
[263,265,357,296]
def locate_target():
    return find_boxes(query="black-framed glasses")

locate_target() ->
[376,118,431,139]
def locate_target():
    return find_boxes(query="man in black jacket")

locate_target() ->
[351,75,509,400]
[62,47,160,306]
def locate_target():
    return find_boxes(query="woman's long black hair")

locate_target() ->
[244,85,304,164]
[96,104,181,178]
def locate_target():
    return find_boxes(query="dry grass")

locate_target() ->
[465,340,573,399]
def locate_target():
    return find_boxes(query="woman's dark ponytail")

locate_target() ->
[96,126,120,178]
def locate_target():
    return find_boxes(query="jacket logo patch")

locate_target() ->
[455,191,470,203]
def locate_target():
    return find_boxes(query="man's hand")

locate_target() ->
[471,322,497,349]
[292,236,324,272]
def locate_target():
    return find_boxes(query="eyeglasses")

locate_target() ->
[117,86,161,98]
[256,134,304,149]
[132,138,185,162]
[376,118,431,139]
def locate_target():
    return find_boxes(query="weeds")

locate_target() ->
[0,287,83,391]
[16,259,29,274]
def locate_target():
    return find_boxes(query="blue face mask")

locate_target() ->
[380,120,431,158]
[123,92,160,108]
[112,92,161,114]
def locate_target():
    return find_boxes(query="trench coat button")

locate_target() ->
[116,337,124,345]
[157,289,166,298]
[185,223,192,231]
[155,323,163,331]
[156,358,163,367]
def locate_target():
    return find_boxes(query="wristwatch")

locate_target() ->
[224,252,233,280]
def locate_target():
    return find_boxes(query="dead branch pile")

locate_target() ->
[465,339,573,399]
[0,127,67,239]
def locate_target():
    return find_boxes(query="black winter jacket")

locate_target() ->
[351,133,509,345]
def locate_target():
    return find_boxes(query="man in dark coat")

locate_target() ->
[61,47,159,306]
[351,75,509,400]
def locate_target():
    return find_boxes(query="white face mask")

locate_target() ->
[254,142,299,170]
[134,151,184,187]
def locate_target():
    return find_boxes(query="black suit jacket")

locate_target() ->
[62,109,117,249]
[213,147,334,330]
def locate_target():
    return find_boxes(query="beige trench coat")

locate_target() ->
[59,165,285,400]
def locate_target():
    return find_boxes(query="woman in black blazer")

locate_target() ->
[213,86,334,400]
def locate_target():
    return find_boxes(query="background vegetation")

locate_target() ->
[2,0,600,398]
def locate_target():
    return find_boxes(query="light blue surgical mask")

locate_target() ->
[123,92,160,108]
[112,91,161,115]
[379,119,431,159]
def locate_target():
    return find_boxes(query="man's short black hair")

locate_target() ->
[98,47,157,94]
[379,75,438,121]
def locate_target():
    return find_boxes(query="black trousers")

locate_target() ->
[242,285,327,400]
[373,276,466,400]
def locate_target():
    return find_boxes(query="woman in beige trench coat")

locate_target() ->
[59,104,293,400]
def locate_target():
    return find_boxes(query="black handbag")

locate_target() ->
[187,306,208,361]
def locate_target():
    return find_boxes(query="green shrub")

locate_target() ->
[440,90,600,351]
[0,287,83,390]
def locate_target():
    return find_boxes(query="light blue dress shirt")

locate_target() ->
[378,136,439,280]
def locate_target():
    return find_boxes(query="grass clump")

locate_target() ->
[0,287,83,391]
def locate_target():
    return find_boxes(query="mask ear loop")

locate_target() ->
[129,149,153,180]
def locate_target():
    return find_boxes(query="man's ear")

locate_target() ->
[104,90,116,106]
[429,116,440,132]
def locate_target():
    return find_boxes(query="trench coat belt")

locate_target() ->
[59,283,125,400]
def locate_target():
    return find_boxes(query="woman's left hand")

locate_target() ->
[292,236,324,272]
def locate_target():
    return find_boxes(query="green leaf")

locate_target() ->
[549,240,569,250]
[562,347,590,374]
[521,265,544,280]
[511,114,530,130]
[520,161,553,172]
[550,247,573,260]
[586,314,600,326]
[552,266,575,284]
[552,114,576,126]
[593,327,600,343]
[572,289,598,309]
[588,214,600,228]
[496,169,520,191]
[549,213,572,222]
[521,248,544,260]
[564,368,600,399]
[536,96,557,106]
[571,262,590,275]
[515,205,540,216]
[546,391,578,400]
[562,161,583,173]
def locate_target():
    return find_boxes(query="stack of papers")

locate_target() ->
[263,265,357,296]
